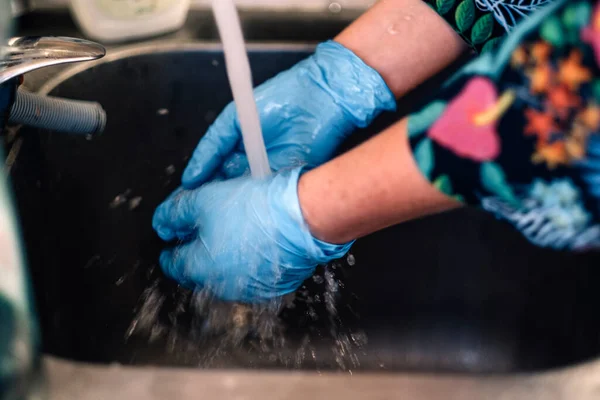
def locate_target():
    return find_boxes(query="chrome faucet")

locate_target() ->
[0,36,107,136]
[0,36,105,85]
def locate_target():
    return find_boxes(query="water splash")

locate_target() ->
[126,256,368,371]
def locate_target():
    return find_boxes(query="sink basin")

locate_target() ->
[8,43,600,374]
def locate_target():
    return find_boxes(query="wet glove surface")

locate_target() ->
[181,40,396,189]
[153,167,352,302]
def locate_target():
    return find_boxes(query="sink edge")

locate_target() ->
[44,355,600,400]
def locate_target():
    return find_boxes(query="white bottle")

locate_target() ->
[69,0,191,43]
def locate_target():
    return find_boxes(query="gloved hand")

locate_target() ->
[153,167,352,302]
[181,40,396,189]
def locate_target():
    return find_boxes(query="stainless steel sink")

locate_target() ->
[8,42,600,377]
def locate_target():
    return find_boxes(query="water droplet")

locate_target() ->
[128,196,143,211]
[350,331,368,347]
[157,108,169,116]
[328,2,342,13]
[83,254,101,269]
[404,15,413,21]
[109,189,133,209]
[346,254,356,266]
[387,24,400,35]
[109,194,127,209]
[165,165,176,176]
[212,59,220,67]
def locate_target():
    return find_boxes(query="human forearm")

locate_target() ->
[294,0,468,242]
[298,119,460,244]
[335,0,468,97]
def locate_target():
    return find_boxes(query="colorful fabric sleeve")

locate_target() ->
[408,0,600,251]
[423,0,558,52]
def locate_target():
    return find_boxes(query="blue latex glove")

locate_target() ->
[153,167,352,302]
[181,40,396,189]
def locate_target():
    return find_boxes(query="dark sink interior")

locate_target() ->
[9,47,600,374]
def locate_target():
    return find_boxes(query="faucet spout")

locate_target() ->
[0,36,106,85]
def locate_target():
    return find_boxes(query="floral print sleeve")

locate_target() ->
[423,0,557,52]
[408,0,600,251]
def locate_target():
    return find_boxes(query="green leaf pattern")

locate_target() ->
[471,14,494,45]
[480,162,520,207]
[407,101,447,138]
[436,0,455,15]
[423,0,548,53]
[540,15,565,47]
[562,2,592,45]
[481,36,503,53]
[414,138,435,180]
[562,2,591,32]
[433,175,465,203]
[592,79,600,104]
[455,0,475,33]
[433,175,453,195]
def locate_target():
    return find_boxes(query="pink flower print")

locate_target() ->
[582,3,600,66]
[428,77,514,162]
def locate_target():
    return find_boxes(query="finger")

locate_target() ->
[159,242,208,289]
[160,242,244,301]
[268,144,313,170]
[152,188,204,241]
[221,152,250,179]
[221,146,311,179]
[153,168,230,242]
[152,188,185,241]
[210,170,227,183]
[182,103,240,189]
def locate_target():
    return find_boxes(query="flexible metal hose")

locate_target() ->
[8,88,106,136]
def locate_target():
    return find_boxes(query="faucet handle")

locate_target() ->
[0,36,106,85]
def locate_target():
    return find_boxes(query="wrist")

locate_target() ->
[270,167,353,262]
[297,168,355,245]
[334,0,468,97]
[297,171,330,243]
[310,41,396,129]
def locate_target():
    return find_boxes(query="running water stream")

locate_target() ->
[209,0,274,347]
[211,0,271,178]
